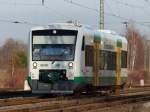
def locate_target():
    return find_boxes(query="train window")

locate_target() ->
[108,52,116,70]
[100,51,107,70]
[85,45,94,66]
[82,36,85,51]
[100,51,116,70]
[121,51,127,68]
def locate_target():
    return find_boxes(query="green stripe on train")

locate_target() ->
[27,76,32,87]
[117,39,122,48]
[74,76,127,85]
[94,31,101,43]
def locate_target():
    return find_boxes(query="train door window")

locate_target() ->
[107,52,116,70]
[82,36,85,51]
[100,51,116,70]
[85,45,93,66]
[100,51,107,70]
[121,51,127,68]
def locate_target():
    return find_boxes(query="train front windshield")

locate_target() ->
[32,30,77,61]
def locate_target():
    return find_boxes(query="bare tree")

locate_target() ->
[126,25,145,71]
[125,25,149,84]
[0,38,27,89]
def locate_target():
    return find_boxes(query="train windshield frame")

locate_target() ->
[32,29,77,61]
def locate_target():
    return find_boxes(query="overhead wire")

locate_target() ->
[64,0,150,28]
[0,1,41,6]
[144,0,150,4]
[64,0,98,12]
[111,0,144,9]
[0,1,71,26]
[2,0,72,23]
[107,0,150,28]
[63,0,128,20]
[0,1,43,25]
[0,0,150,28]
[111,0,150,20]
[0,18,41,26]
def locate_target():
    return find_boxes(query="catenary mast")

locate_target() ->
[100,0,104,29]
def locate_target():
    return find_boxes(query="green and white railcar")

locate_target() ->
[27,23,127,94]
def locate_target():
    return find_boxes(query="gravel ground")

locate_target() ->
[90,102,150,112]
[142,102,150,112]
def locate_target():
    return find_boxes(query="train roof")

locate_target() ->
[31,23,82,31]
[95,29,127,44]
[30,23,127,44]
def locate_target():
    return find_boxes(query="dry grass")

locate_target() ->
[92,103,150,112]
[0,69,26,90]
[128,70,150,85]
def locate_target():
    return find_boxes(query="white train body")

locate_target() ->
[27,23,128,94]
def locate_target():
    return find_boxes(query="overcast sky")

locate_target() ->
[0,0,150,45]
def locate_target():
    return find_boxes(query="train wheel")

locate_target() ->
[73,84,86,95]
[85,84,95,95]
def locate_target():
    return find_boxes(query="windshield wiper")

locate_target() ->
[52,61,55,64]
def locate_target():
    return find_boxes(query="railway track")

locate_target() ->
[0,86,149,112]
[0,92,149,112]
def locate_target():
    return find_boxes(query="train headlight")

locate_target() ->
[68,62,73,69]
[33,62,37,69]
[53,30,57,34]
